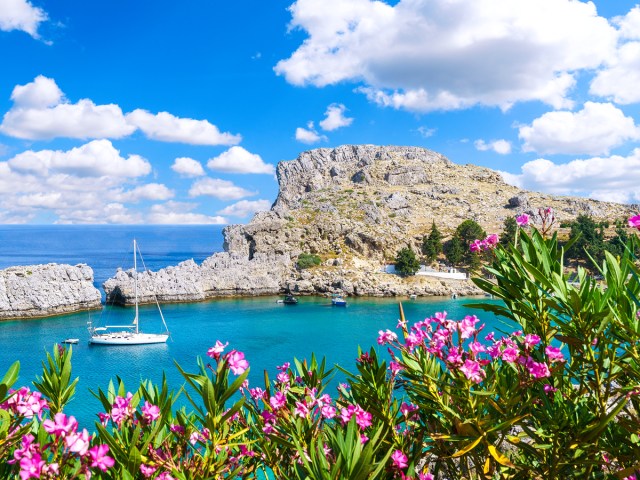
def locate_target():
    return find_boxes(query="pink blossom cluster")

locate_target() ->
[207,340,249,375]
[516,214,530,227]
[629,215,640,230]
[383,311,565,386]
[10,412,114,479]
[1,387,48,419]
[470,234,499,253]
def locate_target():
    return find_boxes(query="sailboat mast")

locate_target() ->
[134,238,139,334]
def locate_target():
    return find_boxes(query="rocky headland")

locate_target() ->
[104,145,636,305]
[0,263,102,319]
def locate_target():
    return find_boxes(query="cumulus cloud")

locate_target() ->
[0,76,240,144]
[276,0,618,112]
[518,102,640,155]
[590,42,640,105]
[147,201,227,224]
[206,146,275,174]
[319,103,353,131]
[0,76,135,140]
[0,0,47,38]
[501,148,640,203]
[7,139,151,177]
[0,141,182,224]
[295,122,327,144]
[171,157,205,177]
[474,139,512,155]
[188,178,256,200]
[126,109,241,146]
[114,184,174,203]
[217,199,272,217]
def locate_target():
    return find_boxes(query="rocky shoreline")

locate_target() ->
[0,263,101,320]
[1,145,636,318]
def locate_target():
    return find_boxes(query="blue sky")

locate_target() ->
[1,0,639,224]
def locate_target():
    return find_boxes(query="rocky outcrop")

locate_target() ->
[104,253,292,305]
[104,144,636,303]
[0,264,102,319]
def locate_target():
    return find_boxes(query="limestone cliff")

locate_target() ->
[105,145,636,303]
[0,263,102,319]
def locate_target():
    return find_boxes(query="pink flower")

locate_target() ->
[400,402,419,417]
[19,452,45,480]
[321,405,337,419]
[543,384,557,394]
[459,315,479,340]
[141,401,160,423]
[516,214,530,227]
[469,341,486,356]
[446,349,463,366]
[524,334,541,348]
[170,424,185,435]
[270,391,286,410]
[528,361,551,379]
[391,449,408,469]
[140,464,157,478]
[157,473,176,480]
[545,345,564,362]
[89,444,115,472]
[294,401,310,418]
[501,346,519,363]
[470,239,484,253]
[207,340,228,360]
[459,359,485,384]
[65,428,91,456]
[354,405,372,429]
[419,474,435,480]
[276,372,290,383]
[249,387,265,400]
[377,329,398,345]
[389,361,402,375]
[226,350,249,375]
[277,362,290,372]
[484,234,499,249]
[43,412,78,438]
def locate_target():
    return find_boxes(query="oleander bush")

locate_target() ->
[3,212,640,479]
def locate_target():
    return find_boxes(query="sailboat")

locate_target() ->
[88,239,169,345]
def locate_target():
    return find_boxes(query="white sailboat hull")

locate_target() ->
[89,332,168,345]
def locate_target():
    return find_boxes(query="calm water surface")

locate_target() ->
[0,226,506,428]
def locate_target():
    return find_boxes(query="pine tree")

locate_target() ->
[444,236,465,266]
[500,216,517,247]
[395,247,421,276]
[422,221,443,263]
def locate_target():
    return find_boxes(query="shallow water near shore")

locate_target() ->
[0,225,506,429]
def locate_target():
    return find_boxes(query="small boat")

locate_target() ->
[88,239,169,346]
[62,338,79,344]
[283,294,298,305]
[331,294,347,307]
[409,294,417,300]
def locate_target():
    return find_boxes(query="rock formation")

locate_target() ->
[105,145,636,304]
[0,263,102,319]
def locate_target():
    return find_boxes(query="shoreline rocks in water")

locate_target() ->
[0,263,102,320]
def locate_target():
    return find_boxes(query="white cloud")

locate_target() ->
[295,122,327,144]
[188,178,256,200]
[7,139,151,178]
[0,141,184,224]
[276,0,618,112]
[0,0,47,38]
[319,103,353,131]
[474,139,512,155]
[217,199,272,217]
[614,5,640,41]
[171,157,205,177]
[147,201,227,224]
[126,109,241,146]
[518,102,640,155]
[115,184,174,203]
[0,76,134,140]
[590,41,640,105]
[0,77,241,144]
[501,148,640,203]
[416,126,436,138]
[207,146,275,174]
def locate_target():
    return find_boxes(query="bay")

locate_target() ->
[0,225,504,429]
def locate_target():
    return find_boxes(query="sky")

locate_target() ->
[1,0,639,224]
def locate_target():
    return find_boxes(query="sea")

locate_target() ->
[0,225,505,428]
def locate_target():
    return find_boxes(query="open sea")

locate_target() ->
[0,225,504,428]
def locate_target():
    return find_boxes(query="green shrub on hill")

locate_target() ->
[296,252,321,269]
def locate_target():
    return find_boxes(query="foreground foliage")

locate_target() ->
[3,215,640,479]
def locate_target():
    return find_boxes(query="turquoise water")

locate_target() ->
[0,295,504,429]
[0,225,505,430]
